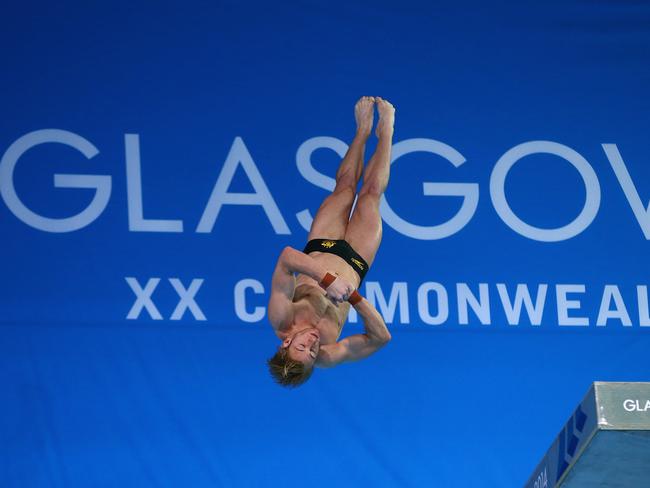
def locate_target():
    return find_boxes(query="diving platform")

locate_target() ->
[524,382,650,487]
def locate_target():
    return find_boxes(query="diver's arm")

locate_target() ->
[317,296,391,367]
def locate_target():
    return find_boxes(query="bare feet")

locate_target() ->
[354,96,375,137]
[375,97,395,139]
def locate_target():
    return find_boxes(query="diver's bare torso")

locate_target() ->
[274,251,361,345]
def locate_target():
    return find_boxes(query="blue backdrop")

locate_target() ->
[2,1,650,486]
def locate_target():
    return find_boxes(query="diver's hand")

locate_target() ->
[319,273,355,304]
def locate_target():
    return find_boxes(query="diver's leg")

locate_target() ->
[344,97,395,265]
[307,96,374,240]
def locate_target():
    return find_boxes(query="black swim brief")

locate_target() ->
[303,239,369,283]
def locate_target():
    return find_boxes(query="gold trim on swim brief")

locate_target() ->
[350,258,365,270]
[321,240,336,249]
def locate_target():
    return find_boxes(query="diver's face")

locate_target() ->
[283,328,320,365]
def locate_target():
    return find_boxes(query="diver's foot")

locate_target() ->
[375,97,395,139]
[354,96,375,137]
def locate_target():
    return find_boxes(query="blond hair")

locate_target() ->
[267,347,314,387]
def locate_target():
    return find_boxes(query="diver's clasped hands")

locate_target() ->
[319,272,356,305]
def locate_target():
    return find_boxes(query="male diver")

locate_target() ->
[267,96,394,387]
